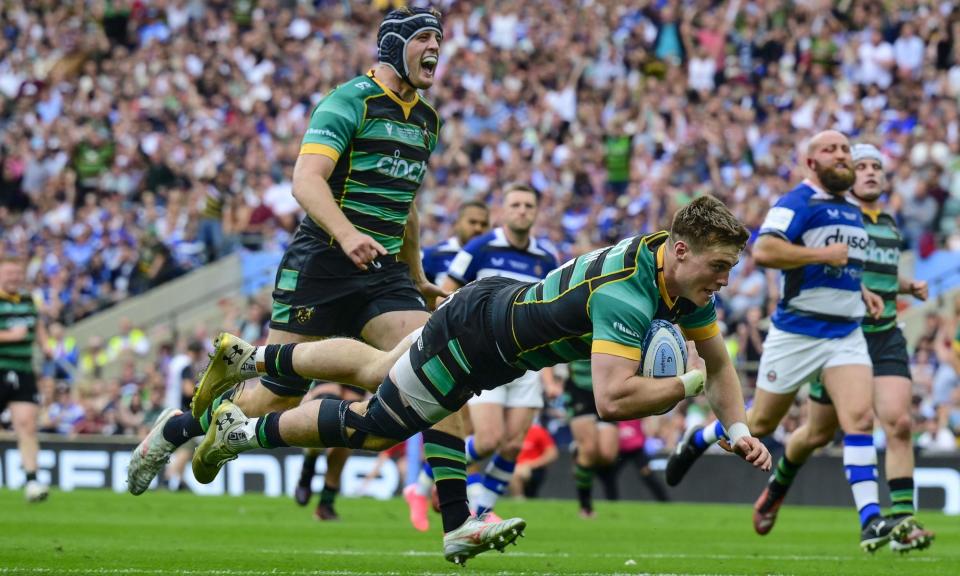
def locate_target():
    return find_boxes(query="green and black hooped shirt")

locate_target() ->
[0,290,38,374]
[860,208,902,334]
[299,71,442,254]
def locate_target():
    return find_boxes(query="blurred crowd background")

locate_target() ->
[2,0,960,457]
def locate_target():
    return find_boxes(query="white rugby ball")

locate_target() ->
[639,320,688,378]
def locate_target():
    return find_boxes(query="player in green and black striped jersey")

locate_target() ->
[563,358,620,517]
[131,7,526,558]
[0,256,49,502]
[788,144,935,551]
[191,197,775,546]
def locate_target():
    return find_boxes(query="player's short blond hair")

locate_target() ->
[671,195,749,252]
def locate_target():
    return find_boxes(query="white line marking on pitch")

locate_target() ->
[0,569,767,576]
[262,547,940,563]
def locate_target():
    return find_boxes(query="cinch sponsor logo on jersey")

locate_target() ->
[376,151,428,183]
[306,127,339,139]
[824,228,869,250]
[866,241,899,265]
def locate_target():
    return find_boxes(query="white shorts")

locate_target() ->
[756,325,872,396]
[468,370,543,409]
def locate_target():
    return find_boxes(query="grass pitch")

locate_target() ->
[1,489,957,576]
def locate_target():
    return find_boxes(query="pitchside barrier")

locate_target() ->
[1,437,957,515]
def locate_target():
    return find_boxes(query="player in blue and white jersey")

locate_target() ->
[667,131,907,551]
[421,201,490,286]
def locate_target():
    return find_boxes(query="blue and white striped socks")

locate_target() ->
[473,454,515,516]
[693,420,726,450]
[465,435,481,463]
[843,434,881,528]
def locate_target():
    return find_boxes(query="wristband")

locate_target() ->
[679,369,705,397]
[726,422,750,446]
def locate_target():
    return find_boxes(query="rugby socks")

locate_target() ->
[254,412,289,449]
[299,450,320,487]
[843,434,881,528]
[768,454,801,498]
[474,453,515,516]
[575,463,594,512]
[162,410,207,446]
[319,483,338,506]
[693,420,726,450]
[422,429,470,533]
[260,344,298,378]
[888,477,915,517]
[464,435,481,463]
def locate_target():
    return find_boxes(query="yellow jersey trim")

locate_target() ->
[681,322,720,342]
[655,243,676,309]
[299,143,340,162]
[368,70,418,120]
[592,340,642,361]
[861,207,882,223]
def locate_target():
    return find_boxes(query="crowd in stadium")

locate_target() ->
[2,0,960,456]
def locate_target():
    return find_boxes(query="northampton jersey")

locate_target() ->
[299,71,441,254]
[448,228,558,285]
[860,209,902,333]
[421,237,461,285]
[492,232,719,372]
[0,291,38,372]
[759,181,867,339]
[568,359,593,390]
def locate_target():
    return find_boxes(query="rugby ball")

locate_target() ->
[639,320,688,378]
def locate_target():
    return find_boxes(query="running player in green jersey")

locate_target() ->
[0,256,49,502]
[190,196,773,563]
[756,144,935,552]
[563,359,620,517]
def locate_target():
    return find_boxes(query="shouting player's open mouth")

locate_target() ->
[421,54,438,77]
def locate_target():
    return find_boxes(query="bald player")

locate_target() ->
[666,131,903,552]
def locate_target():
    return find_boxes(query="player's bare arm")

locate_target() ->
[861,285,884,319]
[292,153,386,270]
[696,333,771,471]
[589,352,688,420]
[399,203,446,309]
[898,277,928,301]
[753,235,848,270]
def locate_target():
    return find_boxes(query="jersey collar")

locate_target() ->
[655,243,676,309]
[0,290,21,303]
[802,178,839,200]
[368,69,418,120]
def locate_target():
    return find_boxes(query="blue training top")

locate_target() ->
[421,237,462,285]
[447,227,559,285]
[758,180,867,339]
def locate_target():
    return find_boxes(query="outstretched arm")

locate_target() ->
[695,333,771,472]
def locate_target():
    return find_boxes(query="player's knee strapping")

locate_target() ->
[316,378,421,449]
[260,373,313,396]
[317,399,353,447]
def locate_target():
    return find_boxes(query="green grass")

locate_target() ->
[1,489,957,576]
